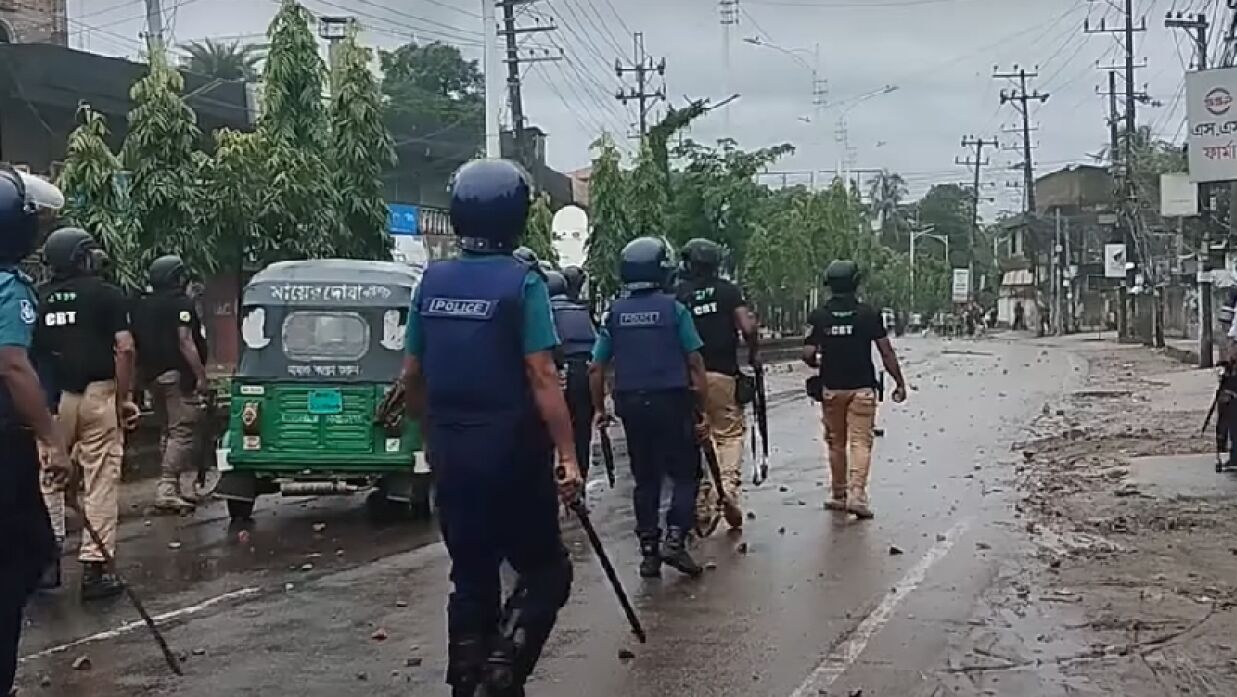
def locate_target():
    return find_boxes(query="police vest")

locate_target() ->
[606,291,688,393]
[418,257,531,422]
[551,297,596,359]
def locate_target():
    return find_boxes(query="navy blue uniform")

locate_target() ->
[594,290,704,537]
[409,253,571,694]
[551,295,596,481]
[0,268,56,693]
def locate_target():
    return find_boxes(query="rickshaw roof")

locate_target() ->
[244,259,423,307]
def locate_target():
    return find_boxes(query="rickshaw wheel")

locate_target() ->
[227,499,256,521]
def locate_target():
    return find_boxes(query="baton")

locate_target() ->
[750,364,770,486]
[71,501,184,676]
[599,424,617,488]
[570,500,647,643]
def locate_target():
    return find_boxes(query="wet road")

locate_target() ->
[15,337,1082,697]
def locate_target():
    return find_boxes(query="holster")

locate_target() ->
[805,375,824,403]
[735,371,756,406]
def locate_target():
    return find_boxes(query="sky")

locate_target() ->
[66,0,1223,217]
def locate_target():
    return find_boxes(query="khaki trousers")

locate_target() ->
[822,388,878,505]
[151,370,199,498]
[695,372,746,522]
[41,380,122,563]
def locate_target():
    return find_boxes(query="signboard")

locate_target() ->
[951,268,970,303]
[1160,172,1199,217]
[387,203,420,236]
[1104,244,1127,278]
[1187,67,1237,183]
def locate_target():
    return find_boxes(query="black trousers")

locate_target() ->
[615,389,700,535]
[0,426,54,693]
[563,358,594,479]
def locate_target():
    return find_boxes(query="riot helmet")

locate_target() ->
[149,254,189,293]
[680,238,723,280]
[824,259,862,294]
[0,167,64,264]
[620,236,676,292]
[561,265,587,301]
[43,227,106,278]
[513,246,539,265]
[545,270,568,299]
[449,158,532,254]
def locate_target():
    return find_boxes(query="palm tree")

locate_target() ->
[180,39,264,81]
[868,169,908,246]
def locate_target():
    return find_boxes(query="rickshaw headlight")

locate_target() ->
[241,401,261,436]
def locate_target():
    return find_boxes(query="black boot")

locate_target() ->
[80,562,124,601]
[448,636,488,697]
[662,527,703,578]
[638,533,662,579]
[37,539,62,591]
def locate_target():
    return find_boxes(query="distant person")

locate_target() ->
[1013,301,1026,331]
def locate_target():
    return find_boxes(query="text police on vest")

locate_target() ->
[618,311,661,326]
[426,298,494,319]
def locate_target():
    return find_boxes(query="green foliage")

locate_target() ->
[122,48,203,276]
[584,135,631,300]
[180,39,263,81]
[917,184,973,268]
[254,0,340,264]
[56,104,143,289]
[522,193,559,266]
[330,27,396,259]
[380,41,483,144]
[869,170,908,249]
[196,129,265,275]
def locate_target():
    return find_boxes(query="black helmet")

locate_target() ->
[0,168,64,264]
[824,259,862,294]
[149,254,188,292]
[43,227,105,277]
[561,265,586,300]
[545,270,568,298]
[449,158,532,254]
[513,246,538,265]
[620,237,676,291]
[680,238,723,279]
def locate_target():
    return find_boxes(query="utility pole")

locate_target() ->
[499,0,559,169]
[144,0,164,51]
[318,16,352,94]
[1167,11,1214,367]
[615,32,666,138]
[956,135,997,300]
[483,0,501,157]
[995,67,1048,216]
[1086,4,1147,344]
[719,0,739,131]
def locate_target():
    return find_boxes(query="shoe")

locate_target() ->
[662,527,703,578]
[154,480,197,513]
[824,493,848,511]
[37,538,63,591]
[722,500,744,530]
[638,534,662,578]
[80,562,124,601]
[846,489,874,520]
[695,511,721,539]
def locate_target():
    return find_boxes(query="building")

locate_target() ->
[1,0,67,45]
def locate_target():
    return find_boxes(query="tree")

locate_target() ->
[522,193,559,266]
[197,129,265,278]
[584,135,631,300]
[627,141,668,242]
[917,184,973,268]
[181,39,263,81]
[56,104,143,289]
[380,41,483,146]
[869,170,908,248]
[122,47,204,275]
[330,26,396,259]
[253,0,340,264]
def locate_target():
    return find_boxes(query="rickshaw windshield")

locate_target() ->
[281,311,370,362]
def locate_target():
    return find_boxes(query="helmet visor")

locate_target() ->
[19,172,64,211]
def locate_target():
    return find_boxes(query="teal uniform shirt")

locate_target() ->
[591,300,703,363]
[0,267,44,416]
[406,255,560,358]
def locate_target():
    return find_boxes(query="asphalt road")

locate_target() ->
[14,337,1082,697]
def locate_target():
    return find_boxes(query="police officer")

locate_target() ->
[676,238,759,535]
[546,269,597,489]
[803,260,907,519]
[590,236,709,579]
[35,227,138,598]
[561,265,587,304]
[0,167,72,695]
[131,255,208,513]
[401,158,582,697]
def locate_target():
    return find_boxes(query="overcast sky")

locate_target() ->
[70,0,1218,214]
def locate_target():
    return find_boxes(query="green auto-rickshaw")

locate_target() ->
[214,259,429,521]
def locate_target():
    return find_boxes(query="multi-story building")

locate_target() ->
[1,0,68,45]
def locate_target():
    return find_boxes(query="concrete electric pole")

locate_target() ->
[615,32,666,138]
[956,135,997,300]
[498,0,559,169]
[144,0,164,51]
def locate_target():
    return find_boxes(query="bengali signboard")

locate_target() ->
[951,268,970,303]
[1187,67,1237,183]
[1104,244,1127,279]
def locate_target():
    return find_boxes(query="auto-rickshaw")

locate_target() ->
[214,259,428,521]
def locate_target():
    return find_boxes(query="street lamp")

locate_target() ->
[910,225,949,310]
